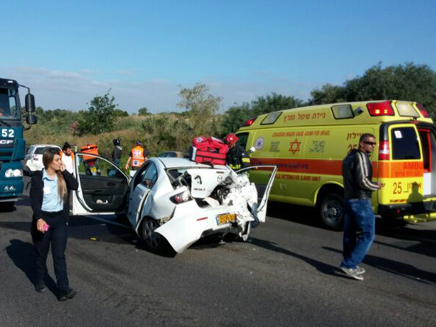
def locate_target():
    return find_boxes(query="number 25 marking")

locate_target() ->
[393,182,402,194]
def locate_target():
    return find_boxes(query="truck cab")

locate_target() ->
[0,78,36,210]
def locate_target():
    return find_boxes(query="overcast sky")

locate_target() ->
[1,0,435,114]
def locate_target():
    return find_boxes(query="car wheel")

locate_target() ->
[319,193,344,230]
[140,217,166,253]
[1,202,15,212]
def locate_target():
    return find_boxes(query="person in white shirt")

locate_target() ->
[60,142,74,174]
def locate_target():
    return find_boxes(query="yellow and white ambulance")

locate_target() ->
[237,100,436,229]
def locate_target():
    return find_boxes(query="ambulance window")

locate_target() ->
[261,112,282,125]
[331,105,354,119]
[236,133,248,149]
[391,127,420,160]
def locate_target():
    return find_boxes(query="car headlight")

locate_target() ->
[5,169,23,178]
[170,190,192,204]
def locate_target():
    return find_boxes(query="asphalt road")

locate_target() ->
[1,181,435,327]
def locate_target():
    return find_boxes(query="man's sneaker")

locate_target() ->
[34,282,46,293]
[341,267,364,280]
[58,288,77,301]
[356,266,366,275]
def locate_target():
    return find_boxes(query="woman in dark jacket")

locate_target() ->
[30,147,78,301]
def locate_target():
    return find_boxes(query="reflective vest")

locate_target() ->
[131,145,146,168]
[81,144,99,162]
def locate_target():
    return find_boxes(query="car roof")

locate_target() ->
[152,157,228,170]
[30,144,61,149]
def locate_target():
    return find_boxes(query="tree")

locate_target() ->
[310,84,345,105]
[309,62,436,118]
[177,83,222,136]
[113,109,129,118]
[76,90,117,135]
[138,107,150,116]
[221,93,304,136]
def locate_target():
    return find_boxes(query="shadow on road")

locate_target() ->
[323,246,436,285]
[5,239,58,294]
[250,237,347,279]
[267,201,436,258]
[266,201,324,229]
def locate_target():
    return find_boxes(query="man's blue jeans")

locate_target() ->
[341,198,375,269]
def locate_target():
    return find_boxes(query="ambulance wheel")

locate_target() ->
[319,193,344,230]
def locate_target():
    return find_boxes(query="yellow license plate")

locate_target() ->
[216,213,237,225]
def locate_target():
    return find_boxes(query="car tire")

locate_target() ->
[318,193,344,231]
[139,217,173,255]
[1,202,15,212]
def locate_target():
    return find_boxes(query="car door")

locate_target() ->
[238,165,278,222]
[71,153,130,216]
[127,161,158,227]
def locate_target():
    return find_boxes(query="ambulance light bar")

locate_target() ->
[367,101,395,116]
[242,117,257,127]
[416,103,431,118]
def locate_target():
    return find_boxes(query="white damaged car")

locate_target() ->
[71,155,277,254]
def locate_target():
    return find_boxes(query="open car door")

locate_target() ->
[237,165,278,223]
[71,153,130,216]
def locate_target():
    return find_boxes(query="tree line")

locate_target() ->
[26,62,436,155]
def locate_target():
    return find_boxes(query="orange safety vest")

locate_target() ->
[81,144,99,162]
[131,145,146,168]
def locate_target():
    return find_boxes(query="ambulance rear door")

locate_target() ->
[379,124,424,205]
[417,125,436,197]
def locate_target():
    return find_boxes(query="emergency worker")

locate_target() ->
[81,144,100,176]
[125,140,148,172]
[112,138,122,167]
[225,134,250,170]
[60,142,74,174]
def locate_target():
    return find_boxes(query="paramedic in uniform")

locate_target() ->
[340,133,383,281]
[225,133,250,170]
[125,140,147,172]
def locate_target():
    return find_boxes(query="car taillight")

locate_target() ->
[170,190,192,204]
[367,101,395,116]
[416,103,431,118]
[242,117,257,127]
[378,140,390,160]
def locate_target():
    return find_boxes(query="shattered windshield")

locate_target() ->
[0,87,20,120]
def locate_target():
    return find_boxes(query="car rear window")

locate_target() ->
[391,127,421,160]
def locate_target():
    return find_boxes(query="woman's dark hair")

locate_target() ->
[42,148,67,201]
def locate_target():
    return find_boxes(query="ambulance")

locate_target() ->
[236,100,436,230]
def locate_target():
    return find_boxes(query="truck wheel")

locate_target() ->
[1,202,15,212]
[319,193,344,230]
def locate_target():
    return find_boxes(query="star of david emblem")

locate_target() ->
[289,139,301,154]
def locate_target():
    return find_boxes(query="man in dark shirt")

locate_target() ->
[340,133,383,280]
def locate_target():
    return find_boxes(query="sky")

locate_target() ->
[1,0,435,114]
